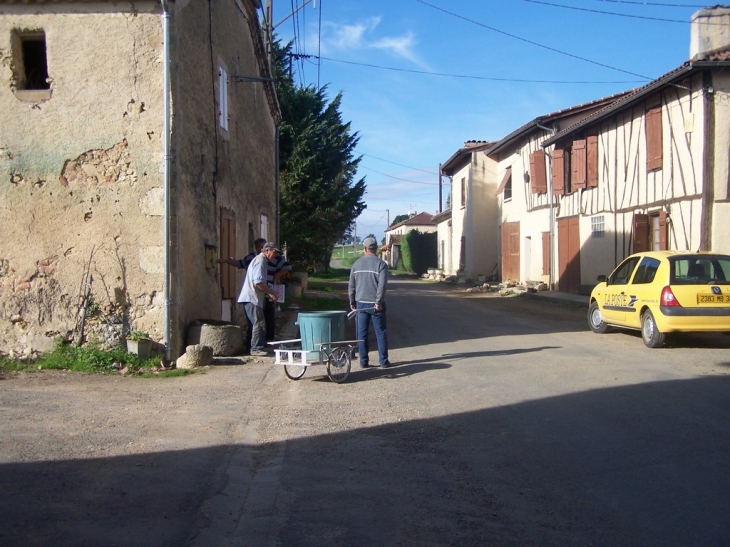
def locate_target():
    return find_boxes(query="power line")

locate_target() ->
[361,153,439,175]
[290,53,642,85]
[362,166,439,186]
[595,0,705,7]
[415,0,654,80]
[529,0,730,24]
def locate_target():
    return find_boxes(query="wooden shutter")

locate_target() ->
[587,135,598,187]
[542,231,550,276]
[220,208,236,299]
[571,139,587,189]
[658,210,667,250]
[530,150,547,194]
[632,213,649,253]
[552,149,565,195]
[646,104,663,172]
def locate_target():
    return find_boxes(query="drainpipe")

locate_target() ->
[161,0,172,360]
[275,124,280,246]
[537,122,556,290]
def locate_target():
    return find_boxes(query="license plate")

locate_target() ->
[697,294,725,303]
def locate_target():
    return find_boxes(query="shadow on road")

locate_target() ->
[3,375,730,546]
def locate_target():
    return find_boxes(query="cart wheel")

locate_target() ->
[327,347,351,383]
[284,362,307,380]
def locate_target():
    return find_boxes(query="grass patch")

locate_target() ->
[297,294,348,311]
[309,267,351,282]
[0,338,192,377]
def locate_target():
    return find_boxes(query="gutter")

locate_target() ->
[161,0,172,360]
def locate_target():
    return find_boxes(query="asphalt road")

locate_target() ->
[2,278,730,546]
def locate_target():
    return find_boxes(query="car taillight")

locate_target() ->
[661,286,681,307]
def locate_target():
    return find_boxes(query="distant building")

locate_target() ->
[384,212,436,269]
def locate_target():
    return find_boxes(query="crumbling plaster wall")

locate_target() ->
[0,4,165,355]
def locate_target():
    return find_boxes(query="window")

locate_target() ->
[632,257,660,285]
[529,150,547,194]
[496,167,512,200]
[460,177,466,207]
[671,255,730,284]
[591,216,605,238]
[608,256,641,286]
[646,103,662,172]
[260,213,268,241]
[17,31,49,90]
[633,211,667,252]
[218,66,229,131]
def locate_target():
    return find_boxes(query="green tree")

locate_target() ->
[273,40,366,271]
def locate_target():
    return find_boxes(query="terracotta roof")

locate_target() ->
[432,209,452,223]
[486,90,631,157]
[542,55,730,147]
[386,212,436,232]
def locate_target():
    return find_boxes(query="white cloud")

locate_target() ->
[322,17,429,69]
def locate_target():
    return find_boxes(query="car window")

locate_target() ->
[632,257,661,285]
[608,256,641,285]
[670,255,730,284]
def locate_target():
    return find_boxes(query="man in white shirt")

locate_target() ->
[239,242,279,356]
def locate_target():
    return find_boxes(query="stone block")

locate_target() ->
[186,322,244,356]
[176,344,213,369]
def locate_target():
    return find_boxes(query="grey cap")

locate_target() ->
[362,237,377,249]
[263,242,280,252]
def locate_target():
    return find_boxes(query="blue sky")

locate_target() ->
[270,0,705,243]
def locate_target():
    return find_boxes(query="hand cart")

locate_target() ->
[267,338,362,383]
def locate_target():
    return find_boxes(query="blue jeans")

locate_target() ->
[243,303,266,351]
[356,302,388,366]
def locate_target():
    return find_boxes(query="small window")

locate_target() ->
[646,103,662,172]
[460,177,466,207]
[219,66,229,131]
[591,216,605,238]
[18,31,50,90]
[260,213,268,241]
[496,168,512,200]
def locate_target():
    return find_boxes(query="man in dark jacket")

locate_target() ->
[348,237,390,368]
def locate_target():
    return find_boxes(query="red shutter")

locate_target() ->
[646,104,663,172]
[587,135,598,188]
[530,150,547,194]
[571,139,587,189]
[552,149,565,195]
[633,213,649,253]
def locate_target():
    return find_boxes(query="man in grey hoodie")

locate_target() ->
[348,237,390,368]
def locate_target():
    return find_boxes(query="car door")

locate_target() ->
[599,255,642,324]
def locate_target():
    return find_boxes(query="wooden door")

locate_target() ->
[558,217,581,293]
[501,221,520,282]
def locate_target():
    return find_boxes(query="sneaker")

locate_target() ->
[378,361,391,368]
[250,349,269,357]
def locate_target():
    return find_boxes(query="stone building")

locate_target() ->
[0,0,280,358]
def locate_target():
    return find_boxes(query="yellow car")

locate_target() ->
[588,251,730,348]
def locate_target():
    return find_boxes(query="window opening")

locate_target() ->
[19,31,49,90]
[591,216,605,238]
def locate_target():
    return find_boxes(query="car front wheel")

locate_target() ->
[588,301,610,334]
[641,309,666,348]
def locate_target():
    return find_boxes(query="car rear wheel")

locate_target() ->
[588,301,610,334]
[641,309,666,348]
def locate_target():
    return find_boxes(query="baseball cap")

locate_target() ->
[362,237,377,249]
[263,242,280,252]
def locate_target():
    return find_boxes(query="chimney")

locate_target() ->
[690,5,730,59]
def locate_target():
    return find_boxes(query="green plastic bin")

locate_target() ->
[296,311,347,361]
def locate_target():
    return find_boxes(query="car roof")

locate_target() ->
[629,251,730,260]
